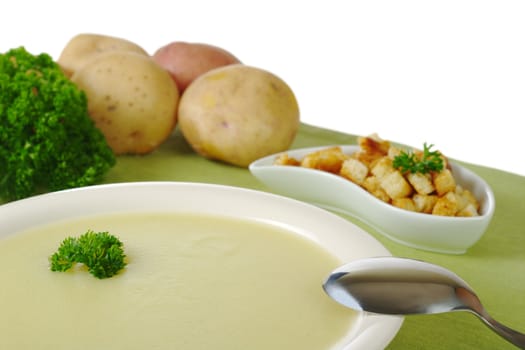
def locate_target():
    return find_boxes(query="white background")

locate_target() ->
[2,0,524,176]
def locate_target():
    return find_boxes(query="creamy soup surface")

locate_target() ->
[0,212,357,350]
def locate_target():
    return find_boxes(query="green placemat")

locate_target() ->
[105,123,525,349]
[5,123,525,349]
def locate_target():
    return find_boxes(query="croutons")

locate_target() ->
[353,134,390,167]
[392,197,417,212]
[380,170,413,199]
[413,194,439,213]
[273,134,481,217]
[371,156,394,178]
[432,191,459,216]
[406,172,435,195]
[274,153,301,166]
[300,146,346,174]
[362,176,390,202]
[358,133,390,156]
[340,158,369,185]
[457,203,479,217]
[433,168,456,196]
[455,185,480,212]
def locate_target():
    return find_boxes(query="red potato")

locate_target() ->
[152,41,241,92]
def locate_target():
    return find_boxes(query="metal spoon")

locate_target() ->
[323,256,525,349]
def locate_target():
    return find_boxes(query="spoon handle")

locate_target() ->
[456,286,525,348]
[476,312,525,349]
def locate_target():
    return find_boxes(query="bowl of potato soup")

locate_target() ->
[0,181,402,350]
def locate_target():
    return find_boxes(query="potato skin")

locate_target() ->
[178,64,300,167]
[71,51,179,155]
[58,33,148,77]
[152,41,240,92]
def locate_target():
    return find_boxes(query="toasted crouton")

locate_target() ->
[455,186,480,212]
[358,134,390,156]
[362,176,390,202]
[351,150,383,168]
[392,197,417,212]
[432,191,458,216]
[274,153,300,166]
[454,187,471,212]
[413,194,439,213]
[433,169,456,196]
[340,158,369,185]
[380,170,413,199]
[371,156,394,179]
[406,172,435,195]
[301,147,347,173]
[387,145,402,159]
[457,203,480,217]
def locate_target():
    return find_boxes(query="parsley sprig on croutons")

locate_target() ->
[393,143,444,174]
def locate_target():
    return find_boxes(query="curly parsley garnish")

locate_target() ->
[393,143,444,174]
[49,230,126,279]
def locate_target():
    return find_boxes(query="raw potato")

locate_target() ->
[178,64,300,167]
[152,41,240,92]
[58,33,148,77]
[71,51,179,155]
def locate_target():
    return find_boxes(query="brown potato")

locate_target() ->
[58,33,148,77]
[71,51,179,155]
[178,64,300,167]
[152,41,240,92]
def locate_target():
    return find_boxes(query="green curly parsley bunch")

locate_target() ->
[0,47,115,201]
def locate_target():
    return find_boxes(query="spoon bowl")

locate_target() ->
[323,257,525,349]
